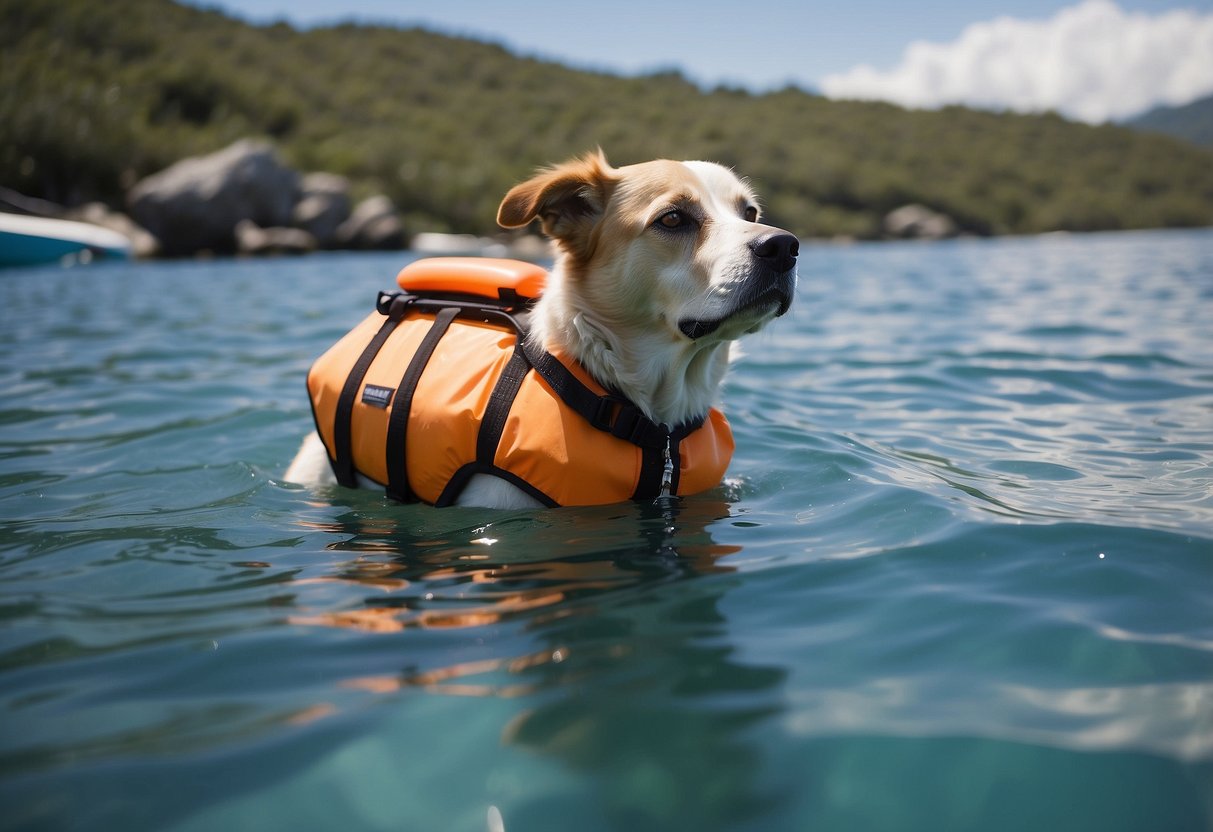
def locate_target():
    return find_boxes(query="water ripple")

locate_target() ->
[2,237,1211,830]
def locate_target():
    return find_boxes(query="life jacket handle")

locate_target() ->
[376,290,531,335]
[396,257,547,304]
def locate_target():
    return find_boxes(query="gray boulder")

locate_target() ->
[291,172,351,248]
[883,204,958,240]
[65,203,160,258]
[128,139,300,256]
[334,195,405,250]
[235,220,316,256]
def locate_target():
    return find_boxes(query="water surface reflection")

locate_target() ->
[285,495,789,829]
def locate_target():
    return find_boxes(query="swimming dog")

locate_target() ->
[285,151,798,508]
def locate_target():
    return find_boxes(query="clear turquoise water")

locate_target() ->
[1,230,1211,831]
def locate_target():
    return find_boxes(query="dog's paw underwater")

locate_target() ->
[287,151,798,509]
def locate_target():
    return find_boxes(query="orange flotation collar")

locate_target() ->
[305,257,734,507]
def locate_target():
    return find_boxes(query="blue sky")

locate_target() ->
[199,0,1213,121]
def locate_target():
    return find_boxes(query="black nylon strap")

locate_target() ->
[632,444,667,501]
[332,296,410,487]
[517,338,714,502]
[631,419,704,500]
[519,339,704,450]
[475,345,531,465]
[385,307,459,502]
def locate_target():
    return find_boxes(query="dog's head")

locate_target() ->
[498,151,797,346]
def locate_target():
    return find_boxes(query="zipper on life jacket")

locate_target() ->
[659,435,675,499]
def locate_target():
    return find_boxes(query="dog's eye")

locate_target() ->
[744,206,759,222]
[657,210,687,229]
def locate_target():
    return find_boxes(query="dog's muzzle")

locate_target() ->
[678,231,798,341]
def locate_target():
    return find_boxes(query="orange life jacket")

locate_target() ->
[305,257,734,507]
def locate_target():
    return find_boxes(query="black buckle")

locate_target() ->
[609,405,669,449]
[590,397,617,432]
[376,291,414,320]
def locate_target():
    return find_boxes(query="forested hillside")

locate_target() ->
[3,0,1212,239]
[1127,94,1213,149]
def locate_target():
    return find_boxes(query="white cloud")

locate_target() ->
[819,0,1213,123]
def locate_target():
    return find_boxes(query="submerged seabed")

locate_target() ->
[1,230,1211,831]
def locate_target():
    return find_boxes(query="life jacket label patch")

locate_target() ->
[361,384,395,409]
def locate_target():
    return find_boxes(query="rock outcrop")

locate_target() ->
[333,195,406,250]
[128,140,300,256]
[234,220,316,256]
[883,204,959,240]
[291,172,351,248]
[65,203,160,259]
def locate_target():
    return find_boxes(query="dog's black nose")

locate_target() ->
[749,232,799,273]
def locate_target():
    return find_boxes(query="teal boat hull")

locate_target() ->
[0,213,132,266]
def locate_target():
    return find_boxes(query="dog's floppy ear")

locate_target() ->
[497,150,615,250]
